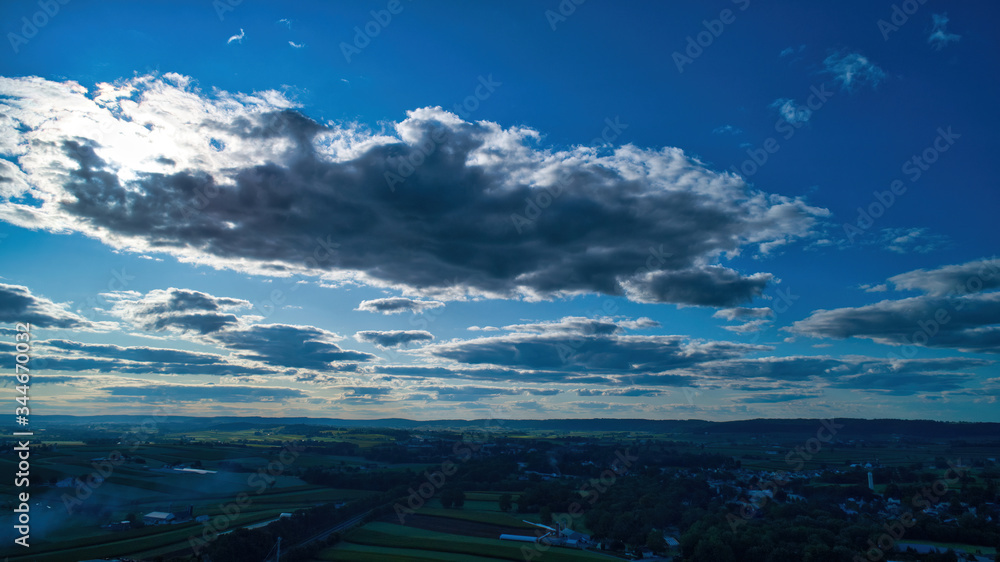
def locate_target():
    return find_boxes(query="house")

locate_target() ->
[143,511,175,525]
[500,534,541,543]
[102,520,132,531]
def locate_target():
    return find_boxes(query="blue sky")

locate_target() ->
[1,0,998,421]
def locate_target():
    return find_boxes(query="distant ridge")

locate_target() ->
[24,416,1000,438]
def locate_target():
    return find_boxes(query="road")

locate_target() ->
[292,507,377,549]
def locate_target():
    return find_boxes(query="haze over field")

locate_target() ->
[1,1,998,421]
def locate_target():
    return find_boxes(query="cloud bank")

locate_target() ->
[0,74,828,308]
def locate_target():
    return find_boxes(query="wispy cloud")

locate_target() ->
[878,227,948,254]
[779,44,806,59]
[928,14,961,50]
[712,124,742,135]
[823,52,886,91]
[227,28,245,44]
[289,41,304,49]
[770,98,812,125]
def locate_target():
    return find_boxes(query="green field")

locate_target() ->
[323,522,617,562]
[0,439,380,561]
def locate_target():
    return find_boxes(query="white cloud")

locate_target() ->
[859,283,888,293]
[928,14,961,50]
[712,124,742,135]
[879,227,948,254]
[227,28,245,44]
[770,98,812,125]
[779,44,806,58]
[823,52,886,91]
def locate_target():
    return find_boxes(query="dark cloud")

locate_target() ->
[791,259,1000,354]
[151,312,240,334]
[421,330,766,373]
[36,354,272,377]
[623,267,772,307]
[356,298,444,314]
[624,356,991,396]
[829,372,972,395]
[730,391,823,403]
[576,388,666,397]
[45,339,219,364]
[1,76,827,308]
[106,288,248,334]
[98,287,377,372]
[618,373,701,387]
[211,324,375,369]
[370,364,617,384]
[101,384,306,402]
[694,356,847,382]
[501,316,658,336]
[0,283,92,329]
[35,337,276,377]
[889,258,1000,296]
[791,293,1000,353]
[23,374,84,385]
[342,386,394,397]
[354,330,434,349]
[713,307,775,321]
[419,385,560,402]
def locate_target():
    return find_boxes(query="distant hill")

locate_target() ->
[25,415,1000,438]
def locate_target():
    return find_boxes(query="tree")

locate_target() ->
[442,488,465,509]
[540,506,552,526]
[499,493,512,513]
[646,530,666,553]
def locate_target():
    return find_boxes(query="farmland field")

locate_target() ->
[322,521,619,562]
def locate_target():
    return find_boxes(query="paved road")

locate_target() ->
[293,507,377,549]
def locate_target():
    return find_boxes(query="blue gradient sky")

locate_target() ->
[0,1,997,420]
